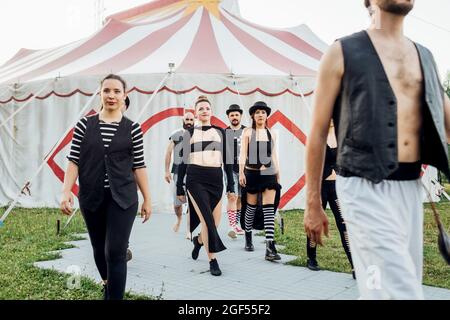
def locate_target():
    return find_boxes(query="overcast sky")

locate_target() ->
[0,0,449,78]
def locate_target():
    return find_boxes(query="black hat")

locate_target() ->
[249,101,271,116]
[226,104,243,115]
[125,96,130,109]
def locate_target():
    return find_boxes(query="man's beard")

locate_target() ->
[183,123,193,130]
[231,120,240,126]
[378,0,414,16]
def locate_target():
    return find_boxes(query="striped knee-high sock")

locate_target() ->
[263,205,275,241]
[245,205,257,233]
[236,209,241,227]
[227,210,237,228]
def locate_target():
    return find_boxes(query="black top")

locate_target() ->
[176,125,235,195]
[333,30,449,182]
[246,128,273,170]
[226,125,246,173]
[323,146,337,181]
[77,115,138,211]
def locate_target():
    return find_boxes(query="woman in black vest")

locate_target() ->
[176,95,235,276]
[60,74,152,300]
[305,122,354,278]
[239,101,282,261]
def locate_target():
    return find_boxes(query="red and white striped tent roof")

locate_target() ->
[0,0,327,85]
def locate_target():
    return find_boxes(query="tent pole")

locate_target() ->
[137,73,171,122]
[294,78,313,115]
[0,79,55,130]
[0,86,100,225]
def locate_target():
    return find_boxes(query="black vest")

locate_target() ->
[78,115,138,210]
[333,30,449,183]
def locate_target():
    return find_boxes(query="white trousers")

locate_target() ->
[336,176,425,300]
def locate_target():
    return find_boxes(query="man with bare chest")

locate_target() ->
[304,0,450,299]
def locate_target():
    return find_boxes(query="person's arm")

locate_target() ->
[444,93,450,142]
[134,168,152,223]
[165,141,175,183]
[61,161,79,215]
[304,41,345,246]
[239,128,250,187]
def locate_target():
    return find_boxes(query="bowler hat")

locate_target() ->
[249,101,271,116]
[226,104,243,115]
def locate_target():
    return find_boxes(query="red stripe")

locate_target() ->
[1,49,38,68]
[106,0,182,22]
[178,10,230,74]
[0,86,313,104]
[223,9,323,61]
[0,41,81,82]
[220,13,316,76]
[267,110,308,208]
[74,13,193,76]
[11,20,133,84]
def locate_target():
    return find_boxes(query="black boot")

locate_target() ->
[192,235,203,260]
[245,231,254,251]
[306,259,321,271]
[209,259,222,276]
[265,240,281,261]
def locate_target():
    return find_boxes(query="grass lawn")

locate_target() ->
[275,201,450,289]
[0,208,152,300]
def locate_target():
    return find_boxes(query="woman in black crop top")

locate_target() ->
[238,101,282,261]
[305,122,354,279]
[176,95,235,276]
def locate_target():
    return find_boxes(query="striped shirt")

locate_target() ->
[67,116,146,188]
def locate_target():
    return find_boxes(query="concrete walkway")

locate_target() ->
[36,213,450,300]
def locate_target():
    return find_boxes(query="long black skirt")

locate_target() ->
[186,165,226,253]
[240,168,282,231]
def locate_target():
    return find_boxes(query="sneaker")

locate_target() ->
[209,259,222,276]
[306,259,320,271]
[228,229,237,239]
[234,226,245,235]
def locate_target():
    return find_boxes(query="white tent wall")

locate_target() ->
[0,73,315,212]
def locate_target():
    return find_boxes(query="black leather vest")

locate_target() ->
[333,30,449,183]
[78,115,138,210]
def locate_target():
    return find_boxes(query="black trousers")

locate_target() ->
[80,189,137,300]
[307,180,354,269]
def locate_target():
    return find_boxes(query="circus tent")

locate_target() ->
[0,0,438,214]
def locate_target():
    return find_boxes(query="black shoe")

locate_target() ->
[192,235,203,260]
[209,259,222,276]
[245,231,254,252]
[102,283,108,300]
[126,248,132,262]
[306,259,321,271]
[265,240,281,261]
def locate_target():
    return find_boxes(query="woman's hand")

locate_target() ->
[60,191,74,216]
[164,172,172,184]
[141,200,152,223]
[239,173,246,188]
